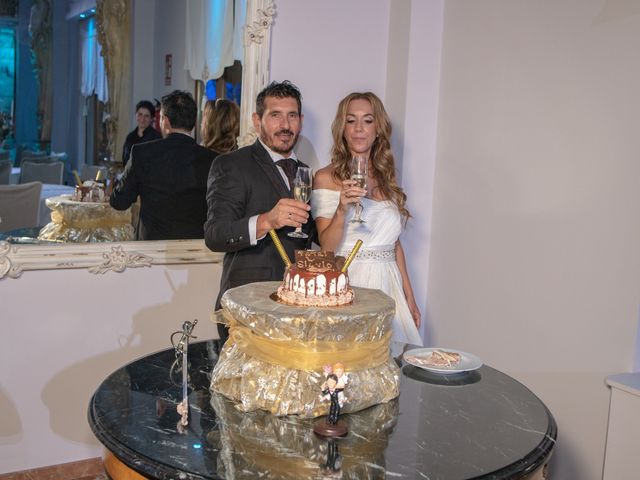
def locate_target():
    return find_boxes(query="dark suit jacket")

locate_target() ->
[204,140,315,309]
[110,133,218,240]
[122,126,162,165]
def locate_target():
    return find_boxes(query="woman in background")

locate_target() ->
[122,100,162,166]
[312,92,422,356]
[200,98,240,154]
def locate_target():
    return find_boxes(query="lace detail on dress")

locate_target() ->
[338,247,395,263]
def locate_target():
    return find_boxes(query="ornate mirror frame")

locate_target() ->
[0,0,275,280]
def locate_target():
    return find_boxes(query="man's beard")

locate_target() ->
[263,129,299,155]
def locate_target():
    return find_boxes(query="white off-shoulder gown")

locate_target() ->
[311,189,423,353]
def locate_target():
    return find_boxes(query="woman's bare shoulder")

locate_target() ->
[314,165,341,190]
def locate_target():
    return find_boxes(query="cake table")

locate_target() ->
[210,281,400,417]
[88,340,556,479]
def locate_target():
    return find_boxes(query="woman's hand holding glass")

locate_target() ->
[288,167,312,238]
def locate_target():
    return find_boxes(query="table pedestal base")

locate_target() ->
[103,449,149,480]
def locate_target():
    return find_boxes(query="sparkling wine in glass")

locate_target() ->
[288,167,312,238]
[349,155,367,224]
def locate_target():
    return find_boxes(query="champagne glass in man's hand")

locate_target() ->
[349,156,367,224]
[288,167,312,238]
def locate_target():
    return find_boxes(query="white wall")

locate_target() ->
[395,0,443,343]
[271,0,391,171]
[0,263,221,474]
[152,1,193,99]
[129,0,157,131]
[428,0,640,478]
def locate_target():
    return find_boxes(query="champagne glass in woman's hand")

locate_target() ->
[349,155,367,224]
[288,167,312,238]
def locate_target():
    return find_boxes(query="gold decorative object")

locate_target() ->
[268,229,291,267]
[38,196,134,243]
[210,282,399,418]
[341,239,363,272]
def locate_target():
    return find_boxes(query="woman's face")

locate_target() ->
[344,98,376,158]
[136,107,153,130]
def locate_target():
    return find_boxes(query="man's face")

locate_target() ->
[252,96,302,156]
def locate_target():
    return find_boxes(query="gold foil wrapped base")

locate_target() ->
[38,195,134,243]
[210,282,400,418]
[209,392,398,479]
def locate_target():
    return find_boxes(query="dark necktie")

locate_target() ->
[276,158,298,190]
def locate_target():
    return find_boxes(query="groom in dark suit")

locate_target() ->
[110,90,218,240]
[204,81,314,341]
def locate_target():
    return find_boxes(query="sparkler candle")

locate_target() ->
[269,229,291,267]
[72,170,83,186]
[341,239,363,272]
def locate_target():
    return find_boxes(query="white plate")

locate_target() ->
[403,348,483,374]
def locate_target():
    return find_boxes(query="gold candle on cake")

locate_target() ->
[341,239,363,272]
[72,170,83,186]
[269,229,291,267]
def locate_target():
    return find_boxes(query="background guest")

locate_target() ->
[311,92,422,355]
[200,98,240,154]
[121,100,162,165]
[110,90,218,240]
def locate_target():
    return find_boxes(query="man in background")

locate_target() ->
[110,90,217,240]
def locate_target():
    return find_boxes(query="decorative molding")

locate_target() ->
[245,3,275,45]
[87,245,152,274]
[0,241,22,279]
[239,0,275,144]
[0,239,224,280]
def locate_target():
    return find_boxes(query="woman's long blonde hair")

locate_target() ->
[201,98,240,154]
[330,92,410,223]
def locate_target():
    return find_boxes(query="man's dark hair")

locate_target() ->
[136,100,155,118]
[255,80,302,117]
[161,90,197,131]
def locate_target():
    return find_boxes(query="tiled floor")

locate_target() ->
[0,458,106,480]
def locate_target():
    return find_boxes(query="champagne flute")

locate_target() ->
[349,155,367,224]
[288,167,312,238]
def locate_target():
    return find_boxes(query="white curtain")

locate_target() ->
[185,0,247,82]
[80,16,108,102]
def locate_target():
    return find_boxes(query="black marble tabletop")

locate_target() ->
[88,341,556,480]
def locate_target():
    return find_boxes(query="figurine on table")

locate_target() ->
[314,363,349,437]
[321,374,345,425]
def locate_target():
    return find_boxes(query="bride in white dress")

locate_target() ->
[311,92,423,355]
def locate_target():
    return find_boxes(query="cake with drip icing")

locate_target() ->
[277,250,354,306]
